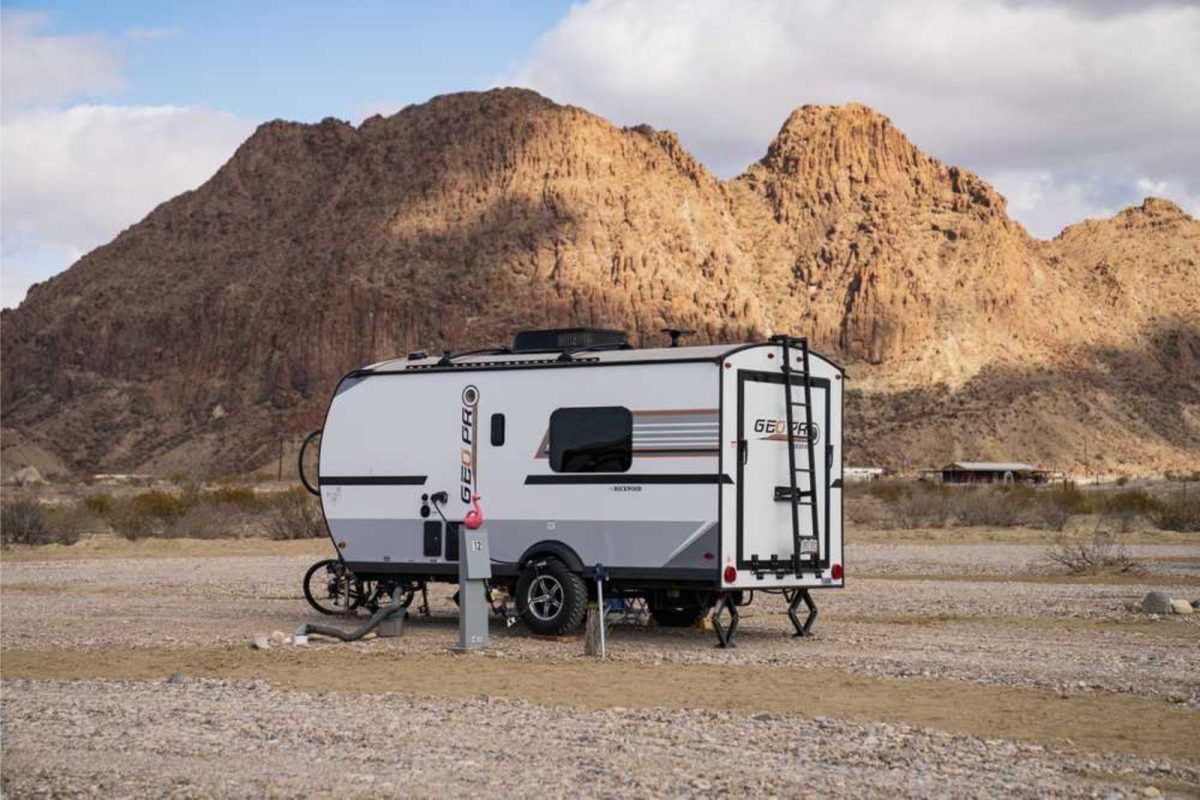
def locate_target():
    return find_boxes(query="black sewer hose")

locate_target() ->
[295,589,406,642]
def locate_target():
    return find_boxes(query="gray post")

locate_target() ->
[456,526,491,650]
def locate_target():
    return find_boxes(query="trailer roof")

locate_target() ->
[361,341,842,374]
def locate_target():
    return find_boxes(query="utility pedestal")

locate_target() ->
[456,527,491,650]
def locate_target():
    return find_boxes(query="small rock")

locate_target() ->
[751,712,773,722]
[692,778,712,791]
[1170,599,1193,615]
[1142,787,1161,797]
[250,635,271,651]
[270,630,287,644]
[1141,592,1173,615]
[361,632,378,641]
[166,672,185,684]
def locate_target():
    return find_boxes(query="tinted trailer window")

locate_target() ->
[549,406,633,472]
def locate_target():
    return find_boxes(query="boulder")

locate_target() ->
[250,635,271,650]
[1141,591,1173,615]
[1170,599,1194,615]
[11,466,46,486]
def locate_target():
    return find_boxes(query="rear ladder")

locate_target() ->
[770,334,821,576]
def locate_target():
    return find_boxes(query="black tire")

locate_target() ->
[649,595,710,627]
[303,558,365,615]
[516,557,587,636]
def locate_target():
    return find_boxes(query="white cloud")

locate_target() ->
[0,13,252,308]
[1,106,252,297]
[510,0,1200,238]
[0,10,124,111]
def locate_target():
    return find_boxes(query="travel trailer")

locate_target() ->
[305,328,844,646]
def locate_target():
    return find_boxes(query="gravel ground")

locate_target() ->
[2,534,1198,797]
[2,678,1193,799]
[2,544,1198,702]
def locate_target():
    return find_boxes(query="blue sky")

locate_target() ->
[3,0,1198,308]
[23,0,569,121]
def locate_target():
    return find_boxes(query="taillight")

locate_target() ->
[831,563,843,580]
[723,565,738,583]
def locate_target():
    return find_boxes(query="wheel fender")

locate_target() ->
[519,540,584,573]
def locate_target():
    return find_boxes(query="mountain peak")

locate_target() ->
[758,102,925,180]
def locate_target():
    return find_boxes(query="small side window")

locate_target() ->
[490,413,506,446]
[549,406,633,473]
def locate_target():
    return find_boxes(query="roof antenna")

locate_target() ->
[662,328,695,348]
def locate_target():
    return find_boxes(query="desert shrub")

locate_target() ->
[1045,533,1140,575]
[259,490,326,540]
[892,487,951,529]
[130,490,191,522]
[1102,490,1158,515]
[163,504,242,539]
[1044,481,1095,515]
[106,503,160,540]
[1,498,87,546]
[2,498,51,545]
[81,494,113,516]
[207,485,266,510]
[43,504,101,544]
[1035,497,1073,532]
[1116,475,1129,486]
[1150,494,1200,532]
[863,480,909,504]
[952,487,1024,527]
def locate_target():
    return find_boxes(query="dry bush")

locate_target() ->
[892,488,951,529]
[2,498,51,545]
[951,487,1024,527]
[862,480,909,504]
[81,493,114,516]
[163,504,243,539]
[207,486,267,510]
[1045,533,1141,575]
[129,490,192,522]
[1035,498,1073,532]
[1,498,88,546]
[1102,489,1158,515]
[1151,493,1200,532]
[44,504,102,543]
[259,490,327,540]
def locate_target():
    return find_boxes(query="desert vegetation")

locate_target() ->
[845,479,1200,533]
[1,484,326,547]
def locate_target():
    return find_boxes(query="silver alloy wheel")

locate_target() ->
[526,574,565,621]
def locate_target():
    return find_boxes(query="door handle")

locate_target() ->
[826,444,834,470]
[739,439,748,466]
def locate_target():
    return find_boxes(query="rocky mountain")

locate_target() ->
[2,89,1197,477]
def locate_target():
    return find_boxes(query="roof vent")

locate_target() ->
[511,328,628,353]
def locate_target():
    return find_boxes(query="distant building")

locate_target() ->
[936,462,1049,485]
[845,467,886,482]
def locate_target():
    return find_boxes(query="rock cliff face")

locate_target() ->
[2,89,1197,475]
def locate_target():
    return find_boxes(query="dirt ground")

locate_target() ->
[2,528,1198,798]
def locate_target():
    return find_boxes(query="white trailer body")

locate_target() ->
[317,337,844,604]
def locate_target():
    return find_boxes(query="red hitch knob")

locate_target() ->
[464,494,484,530]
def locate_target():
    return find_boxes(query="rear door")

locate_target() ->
[735,370,830,575]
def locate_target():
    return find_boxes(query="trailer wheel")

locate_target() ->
[516,558,587,636]
[649,596,710,628]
